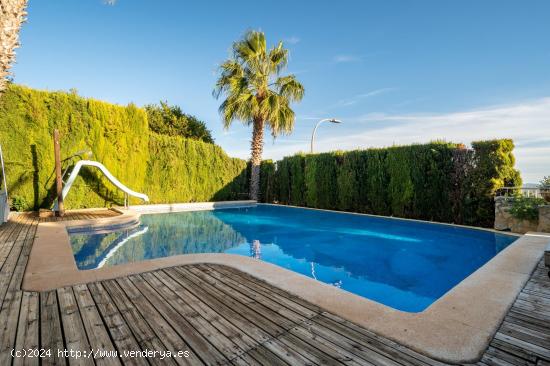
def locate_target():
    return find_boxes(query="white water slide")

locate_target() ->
[53,160,149,210]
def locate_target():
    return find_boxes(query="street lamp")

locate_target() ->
[310,118,342,153]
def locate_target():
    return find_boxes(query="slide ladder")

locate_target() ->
[53,160,149,210]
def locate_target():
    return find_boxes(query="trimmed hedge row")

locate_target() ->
[146,134,248,203]
[0,84,248,210]
[260,140,521,227]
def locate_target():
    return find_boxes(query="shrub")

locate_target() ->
[462,139,522,227]
[145,134,248,203]
[9,195,28,211]
[262,139,521,227]
[0,84,247,209]
[386,146,414,217]
[145,102,214,143]
[259,160,275,203]
[364,149,389,215]
[336,150,359,211]
[304,153,338,209]
[509,197,544,221]
[275,157,290,204]
[288,154,306,206]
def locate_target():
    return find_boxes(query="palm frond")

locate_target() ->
[275,75,304,102]
[214,30,304,136]
[268,42,288,74]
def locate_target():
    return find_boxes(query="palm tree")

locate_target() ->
[214,30,304,201]
[0,0,28,95]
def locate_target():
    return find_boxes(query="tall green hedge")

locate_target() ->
[261,140,521,227]
[146,134,248,203]
[462,140,522,227]
[0,84,248,210]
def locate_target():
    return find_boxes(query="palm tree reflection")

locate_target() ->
[250,240,261,259]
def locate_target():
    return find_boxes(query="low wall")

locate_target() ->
[494,196,550,233]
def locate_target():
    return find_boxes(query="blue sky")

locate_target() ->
[13,0,549,182]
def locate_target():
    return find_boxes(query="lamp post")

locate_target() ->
[310,118,342,153]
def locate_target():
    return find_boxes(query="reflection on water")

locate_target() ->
[97,226,149,268]
[250,240,261,259]
[70,205,517,312]
[71,211,246,269]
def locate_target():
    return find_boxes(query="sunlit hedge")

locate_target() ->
[261,140,521,227]
[0,84,247,210]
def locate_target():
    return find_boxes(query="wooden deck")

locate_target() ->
[38,209,120,222]
[0,212,548,365]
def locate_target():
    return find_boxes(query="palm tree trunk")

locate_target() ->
[249,117,264,201]
[0,0,27,95]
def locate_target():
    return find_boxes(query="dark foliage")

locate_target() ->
[260,140,521,227]
[145,102,214,144]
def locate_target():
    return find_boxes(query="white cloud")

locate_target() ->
[333,54,361,63]
[358,87,398,98]
[254,98,550,182]
[284,36,300,45]
[334,87,398,107]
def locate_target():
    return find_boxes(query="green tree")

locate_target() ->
[145,102,214,143]
[214,30,304,200]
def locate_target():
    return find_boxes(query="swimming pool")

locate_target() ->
[69,204,517,312]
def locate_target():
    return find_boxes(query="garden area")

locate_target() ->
[2,82,541,231]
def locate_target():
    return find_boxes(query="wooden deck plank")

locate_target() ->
[0,218,19,243]
[494,329,550,360]
[482,346,535,366]
[128,273,229,365]
[0,215,32,304]
[298,317,420,366]
[239,345,290,366]
[0,216,25,263]
[87,282,148,366]
[163,267,282,341]
[491,338,539,364]
[0,283,24,365]
[185,265,312,327]
[215,264,322,313]
[13,291,39,366]
[499,321,550,351]
[211,264,437,365]
[151,270,261,352]
[203,264,320,317]
[288,323,376,366]
[0,215,38,365]
[40,290,66,366]
[100,279,180,366]
[110,277,202,365]
[171,266,289,336]
[507,310,550,331]
[318,312,447,366]
[256,334,327,366]
[57,286,94,366]
[140,272,246,360]
[186,266,369,365]
[72,284,121,366]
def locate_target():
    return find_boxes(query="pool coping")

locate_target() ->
[23,202,550,364]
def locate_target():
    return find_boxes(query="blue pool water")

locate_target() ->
[69,204,517,312]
